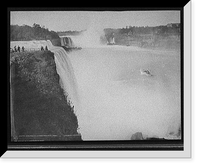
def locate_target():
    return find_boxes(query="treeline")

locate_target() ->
[104,23,180,39]
[102,23,180,49]
[10,23,60,41]
[119,24,180,36]
[57,30,84,36]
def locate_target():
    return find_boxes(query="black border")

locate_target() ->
[191,2,194,158]
[181,7,184,145]
[3,6,187,156]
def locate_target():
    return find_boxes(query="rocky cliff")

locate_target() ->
[10,50,81,141]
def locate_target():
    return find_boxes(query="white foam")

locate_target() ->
[68,47,181,140]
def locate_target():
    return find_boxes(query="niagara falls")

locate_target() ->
[10,10,181,142]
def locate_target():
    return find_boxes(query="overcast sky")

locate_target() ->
[10,11,180,32]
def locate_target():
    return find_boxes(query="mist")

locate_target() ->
[67,14,106,48]
[69,28,104,48]
[10,23,181,140]
[67,46,181,140]
[56,16,181,140]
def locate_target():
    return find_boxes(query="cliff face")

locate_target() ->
[10,50,81,141]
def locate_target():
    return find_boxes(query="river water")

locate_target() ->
[10,40,181,140]
[67,45,181,140]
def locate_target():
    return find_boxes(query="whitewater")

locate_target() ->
[67,45,181,140]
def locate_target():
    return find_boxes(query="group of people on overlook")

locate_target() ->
[11,45,48,53]
[40,46,48,51]
[11,46,25,53]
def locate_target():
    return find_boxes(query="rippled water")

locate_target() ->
[11,40,181,140]
[68,46,181,140]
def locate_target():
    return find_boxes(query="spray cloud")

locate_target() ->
[70,14,105,48]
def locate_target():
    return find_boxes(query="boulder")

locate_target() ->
[131,132,144,140]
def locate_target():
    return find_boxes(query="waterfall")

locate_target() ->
[60,37,74,48]
[46,38,180,140]
[46,40,79,113]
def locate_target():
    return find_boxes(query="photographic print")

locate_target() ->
[6,5,191,156]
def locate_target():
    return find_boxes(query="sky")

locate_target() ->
[10,11,180,32]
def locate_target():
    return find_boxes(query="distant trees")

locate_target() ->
[10,23,60,41]
[103,23,180,48]
[116,24,180,36]
[57,30,83,36]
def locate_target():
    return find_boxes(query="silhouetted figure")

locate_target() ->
[45,46,48,51]
[17,46,20,52]
[22,46,25,52]
[14,46,17,52]
[41,46,44,51]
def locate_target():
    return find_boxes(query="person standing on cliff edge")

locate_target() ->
[22,46,25,52]
[14,46,17,52]
[41,46,44,51]
[17,46,20,52]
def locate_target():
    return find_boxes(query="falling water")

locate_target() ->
[56,26,181,140]
[60,37,74,48]
[48,24,181,140]
[46,40,80,114]
[11,31,181,140]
